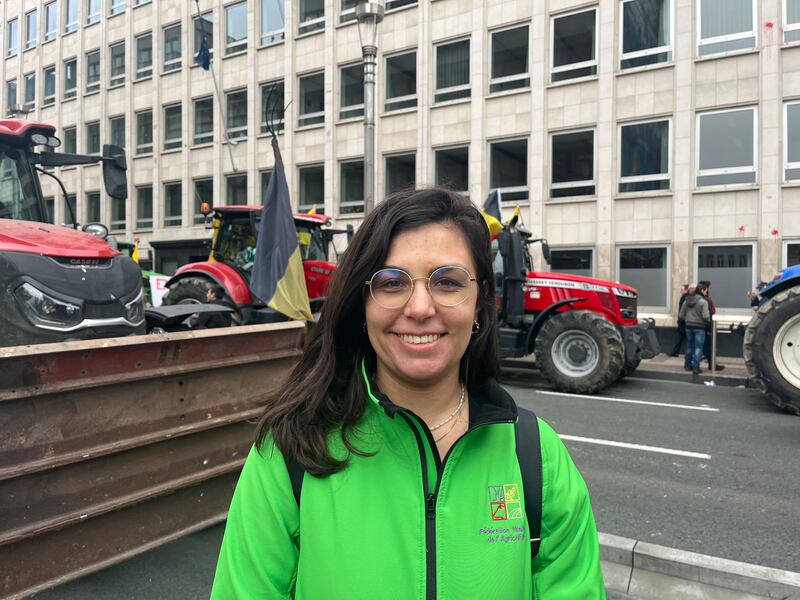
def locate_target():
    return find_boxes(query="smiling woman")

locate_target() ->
[211,188,605,599]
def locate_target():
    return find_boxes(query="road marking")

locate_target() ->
[560,434,712,460]
[535,390,719,412]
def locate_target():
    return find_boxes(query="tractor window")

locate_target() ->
[216,214,257,272]
[296,225,327,261]
[0,148,45,222]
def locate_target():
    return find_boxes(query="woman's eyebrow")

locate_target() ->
[381,263,470,273]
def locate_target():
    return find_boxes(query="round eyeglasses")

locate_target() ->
[365,265,477,309]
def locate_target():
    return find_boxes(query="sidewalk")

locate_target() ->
[636,353,749,387]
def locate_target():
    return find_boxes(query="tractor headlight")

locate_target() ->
[612,287,637,298]
[15,283,83,328]
[124,287,145,324]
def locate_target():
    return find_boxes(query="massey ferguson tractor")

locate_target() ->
[0,119,144,347]
[162,206,351,323]
[744,265,800,414]
[495,221,659,394]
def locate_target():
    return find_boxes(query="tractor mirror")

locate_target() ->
[541,241,552,265]
[102,144,128,200]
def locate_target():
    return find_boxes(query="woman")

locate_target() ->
[211,188,605,599]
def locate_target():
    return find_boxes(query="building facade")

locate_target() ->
[2,0,800,321]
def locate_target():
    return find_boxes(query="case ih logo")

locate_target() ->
[488,484,523,521]
[68,258,102,266]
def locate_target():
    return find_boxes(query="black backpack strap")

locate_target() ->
[286,461,305,508]
[515,407,543,560]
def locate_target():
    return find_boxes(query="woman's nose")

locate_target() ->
[403,281,436,318]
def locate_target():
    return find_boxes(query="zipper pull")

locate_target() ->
[425,493,436,519]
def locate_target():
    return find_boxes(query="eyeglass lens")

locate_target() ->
[370,266,472,308]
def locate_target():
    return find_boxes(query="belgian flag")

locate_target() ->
[481,190,503,237]
[250,137,312,322]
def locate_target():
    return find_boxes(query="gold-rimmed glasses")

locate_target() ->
[365,265,477,309]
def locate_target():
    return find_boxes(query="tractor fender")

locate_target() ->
[526,297,586,353]
[760,272,800,301]
[166,262,252,305]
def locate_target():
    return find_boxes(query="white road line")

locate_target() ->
[560,434,712,460]
[535,390,719,412]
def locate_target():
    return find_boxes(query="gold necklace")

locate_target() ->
[434,412,466,443]
[428,383,465,432]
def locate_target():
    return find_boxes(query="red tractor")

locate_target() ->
[162,206,351,323]
[495,222,659,394]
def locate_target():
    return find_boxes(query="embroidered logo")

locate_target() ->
[488,483,522,521]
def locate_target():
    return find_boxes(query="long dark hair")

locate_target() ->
[256,187,499,475]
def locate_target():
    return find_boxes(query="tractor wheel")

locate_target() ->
[162,277,241,325]
[534,310,625,394]
[617,358,641,381]
[743,286,800,415]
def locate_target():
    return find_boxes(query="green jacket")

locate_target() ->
[212,368,605,599]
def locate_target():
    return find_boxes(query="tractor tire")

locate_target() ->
[743,286,800,415]
[162,277,241,325]
[534,310,625,394]
[618,358,641,381]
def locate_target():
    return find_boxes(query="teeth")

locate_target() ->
[400,334,441,344]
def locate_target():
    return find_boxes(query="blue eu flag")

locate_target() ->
[195,17,210,70]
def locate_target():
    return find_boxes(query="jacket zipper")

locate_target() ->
[401,412,514,600]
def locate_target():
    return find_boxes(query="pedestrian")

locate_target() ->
[211,188,605,598]
[668,284,689,356]
[698,280,724,371]
[189,284,232,329]
[679,283,710,374]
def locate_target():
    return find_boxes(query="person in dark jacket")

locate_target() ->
[698,281,724,371]
[668,284,689,356]
[189,284,232,329]
[679,284,710,374]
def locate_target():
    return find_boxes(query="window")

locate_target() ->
[696,244,754,309]
[435,146,469,193]
[43,66,56,105]
[299,0,324,35]
[136,110,153,154]
[551,8,597,82]
[340,0,358,23]
[23,73,36,111]
[261,80,285,133]
[385,153,416,195]
[299,72,325,127]
[193,178,213,224]
[6,80,17,115]
[786,0,800,43]
[551,249,594,277]
[45,197,55,223]
[25,11,37,50]
[786,101,800,181]
[63,194,76,223]
[64,0,78,33]
[620,0,672,69]
[490,138,528,202]
[86,50,101,93]
[112,195,126,231]
[226,2,248,55]
[618,246,668,308]
[226,174,247,204]
[298,164,324,212]
[63,126,77,153]
[163,24,181,71]
[386,0,416,9]
[85,121,100,154]
[490,25,529,93]
[697,107,756,187]
[698,0,755,56]
[194,13,213,59]
[385,51,417,111]
[194,96,213,144]
[136,186,152,229]
[164,104,182,150]
[260,169,273,203]
[64,58,77,99]
[787,241,800,267]
[340,160,364,215]
[7,19,19,57]
[87,0,101,24]
[110,0,126,16]
[136,33,152,79]
[110,115,125,148]
[340,64,364,119]
[435,39,470,102]
[110,42,126,86]
[86,191,101,223]
[164,182,182,227]
[551,129,595,197]
[44,3,57,41]
[226,90,247,139]
[619,119,670,192]
[261,0,285,44]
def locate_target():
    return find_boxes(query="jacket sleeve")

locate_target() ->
[531,420,606,600]
[678,301,687,321]
[702,300,711,323]
[211,440,300,600]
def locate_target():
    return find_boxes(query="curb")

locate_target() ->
[599,533,800,599]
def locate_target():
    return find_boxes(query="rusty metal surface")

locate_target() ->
[0,322,304,599]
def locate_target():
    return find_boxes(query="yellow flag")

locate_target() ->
[481,209,503,237]
[131,238,140,263]
[307,207,316,215]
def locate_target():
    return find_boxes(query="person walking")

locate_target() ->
[189,284,233,329]
[210,188,605,599]
[668,284,689,356]
[698,281,724,371]
[679,283,710,374]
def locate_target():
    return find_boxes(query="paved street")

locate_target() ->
[33,371,800,598]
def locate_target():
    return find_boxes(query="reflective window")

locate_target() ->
[85,121,100,155]
[193,178,213,224]
[490,25,529,93]
[551,249,593,277]
[226,174,248,204]
[551,8,597,82]
[385,153,415,195]
[164,104,182,150]
[490,138,528,202]
[260,170,273,203]
[619,120,670,192]
[385,51,417,111]
[43,66,56,105]
[226,90,247,139]
[110,42,126,86]
[112,195,127,231]
[787,242,800,267]
[786,102,800,181]
[25,11,37,50]
[86,50,101,93]
[111,0,126,16]
[697,245,754,309]
[7,19,18,56]
[86,191,101,223]
[298,72,324,127]
[618,246,668,308]
[163,24,182,72]
[110,115,125,148]
[44,3,57,41]
[225,1,248,55]
[298,164,324,212]
[6,80,17,115]
[136,186,152,229]
[551,129,595,198]
[340,64,364,120]
[299,0,324,35]
[621,0,671,69]
[136,110,153,154]
[261,80,285,134]
[435,39,470,102]
[23,73,36,110]
[386,0,416,9]
[164,182,182,227]
[697,107,756,187]
[63,126,76,153]
[64,0,78,33]
[261,0,285,44]
[787,0,800,43]
[64,58,77,99]
[194,96,213,144]
[435,146,469,193]
[340,160,364,215]
[86,0,101,24]
[699,0,754,56]
[136,33,152,79]
[340,0,358,24]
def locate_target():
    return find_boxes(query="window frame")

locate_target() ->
[163,103,183,151]
[136,32,153,79]
[298,163,325,213]
[193,12,214,60]
[783,239,800,268]
[85,120,101,155]
[260,79,285,134]
[488,22,531,93]
[616,244,671,311]
[298,0,325,36]
[785,100,800,182]
[549,246,595,277]
[618,0,674,70]
[42,65,56,105]
[434,37,471,103]
[549,127,597,198]
[24,10,37,50]
[63,58,78,100]
[163,23,182,72]
[135,109,154,155]
[6,79,17,115]
[488,136,530,203]
[109,114,126,148]
[550,6,598,82]
[225,1,248,55]
[433,144,470,195]
[260,0,285,45]
[64,0,78,33]
[340,0,358,24]
[693,241,757,313]
[785,0,800,44]
[110,0,127,16]
[109,41,126,87]
[225,89,248,139]
[696,0,757,57]
[225,173,248,205]
[339,62,364,120]
[63,126,77,154]
[384,50,418,112]
[193,96,214,145]
[44,2,57,42]
[23,73,36,111]
[163,181,183,227]
[85,49,101,94]
[384,151,416,195]
[86,191,101,224]
[695,106,758,188]
[86,0,101,25]
[298,71,325,128]
[338,158,365,216]
[135,185,153,230]
[618,117,672,193]
[193,177,213,224]
[7,19,19,57]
